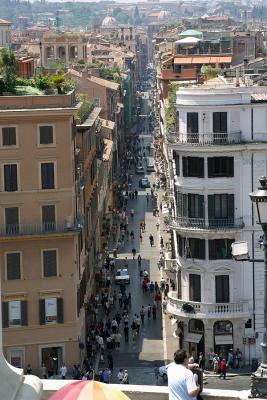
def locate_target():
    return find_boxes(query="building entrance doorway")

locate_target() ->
[41,346,63,377]
[188,319,205,361]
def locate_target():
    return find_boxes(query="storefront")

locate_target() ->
[214,320,233,359]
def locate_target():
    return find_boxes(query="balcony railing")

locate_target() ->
[167,216,244,230]
[166,131,241,145]
[167,292,250,318]
[0,222,81,237]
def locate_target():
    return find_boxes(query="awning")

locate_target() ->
[184,333,203,343]
[174,55,232,65]
[215,335,233,345]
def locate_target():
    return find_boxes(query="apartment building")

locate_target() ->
[165,82,267,364]
[0,91,81,374]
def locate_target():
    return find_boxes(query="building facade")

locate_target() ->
[165,84,267,364]
[0,92,81,374]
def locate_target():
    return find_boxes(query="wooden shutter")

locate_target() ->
[208,158,214,178]
[187,112,198,133]
[227,157,234,177]
[213,112,227,133]
[39,299,46,325]
[43,250,57,277]
[182,157,188,177]
[182,194,188,217]
[4,164,17,191]
[2,127,16,146]
[41,163,55,189]
[178,270,182,299]
[198,158,204,178]
[2,302,9,328]
[57,298,64,323]
[5,207,19,226]
[189,274,201,302]
[6,252,21,280]
[209,240,215,260]
[227,194,235,219]
[21,300,28,326]
[198,195,204,218]
[215,275,229,303]
[39,126,53,144]
[208,195,215,220]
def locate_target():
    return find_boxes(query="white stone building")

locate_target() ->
[0,19,11,49]
[165,83,267,365]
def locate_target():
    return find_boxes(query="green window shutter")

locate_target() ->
[39,299,45,325]
[227,194,235,219]
[208,195,215,220]
[177,192,182,216]
[21,301,28,326]
[208,158,214,178]
[198,195,204,218]
[182,194,188,217]
[57,298,64,324]
[2,302,9,328]
[227,158,234,177]
[209,240,215,260]
[199,158,204,178]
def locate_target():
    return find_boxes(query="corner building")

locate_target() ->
[0,92,81,374]
[166,84,267,364]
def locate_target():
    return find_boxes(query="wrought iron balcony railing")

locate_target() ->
[0,222,81,237]
[166,131,242,145]
[167,216,244,230]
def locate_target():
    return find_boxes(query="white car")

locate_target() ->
[115,269,130,285]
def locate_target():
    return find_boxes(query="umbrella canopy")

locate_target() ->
[49,380,131,400]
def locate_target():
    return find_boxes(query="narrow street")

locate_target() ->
[107,133,166,385]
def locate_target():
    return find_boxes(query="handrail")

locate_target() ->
[167,216,244,230]
[0,222,81,237]
[167,131,242,145]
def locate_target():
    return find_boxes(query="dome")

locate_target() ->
[101,16,117,28]
[179,29,203,38]
[158,10,170,20]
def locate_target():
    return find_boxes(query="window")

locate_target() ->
[189,238,206,259]
[173,151,180,176]
[209,239,235,260]
[189,274,201,302]
[5,207,19,234]
[43,250,57,277]
[39,126,54,145]
[2,127,16,146]
[178,270,182,299]
[42,205,55,232]
[2,300,28,328]
[208,194,234,220]
[208,157,234,178]
[4,164,18,191]
[39,297,63,325]
[41,162,55,189]
[187,112,198,133]
[6,253,21,280]
[183,157,204,178]
[215,275,230,303]
[176,192,204,219]
[213,112,227,133]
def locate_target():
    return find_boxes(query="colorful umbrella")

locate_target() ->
[49,380,131,400]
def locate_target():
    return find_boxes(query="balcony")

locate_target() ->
[167,131,242,146]
[167,291,250,319]
[0,222,81,239]
[167,216,244,231]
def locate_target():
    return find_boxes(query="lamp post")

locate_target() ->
[249,176,267,398]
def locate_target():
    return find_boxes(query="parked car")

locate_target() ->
[136,165,145,174]
[115,269,130,284]
[139,177,151,188]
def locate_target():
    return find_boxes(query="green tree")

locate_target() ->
[166,82,180,130]
[201,65,221,80]
[0,48,17,93]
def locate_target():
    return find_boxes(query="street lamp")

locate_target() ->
[249,176,267,398]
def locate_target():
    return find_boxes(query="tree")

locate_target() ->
[0,48,17,93]
[201,65,221,80]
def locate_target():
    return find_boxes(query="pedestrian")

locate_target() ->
[136,315,141,334]
[118,292,123,308]
[156,222,160,230]
[139,232,143,242]
[137,254,142,267]
[127,292,131,307]
[130,231,135,240]
[107,353,113,372]
[124,257,129,268]
[236,348,242,369]
[147,304,151,319]
[146,193,149,204]
[60,363,67,380]
[140,306,145,324]
[102,368,112,384]
[162,298,167,313]
[117,368,124,383]
[124,325,129,343]
[111,318,118,333]
[219,359,227,380]
[167,350,199,400]
[227,350,234,369]
[149,234,154,247]
[40,363,47,379]
[160,236,164,248]
[152,303,157,320]
[26,364,32,375]
[122,369,129,384]
[132,248,136,259]
[198,352,204,370]
[115,332,122,348]
[131,209,134,218]
[213,354,220,374]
